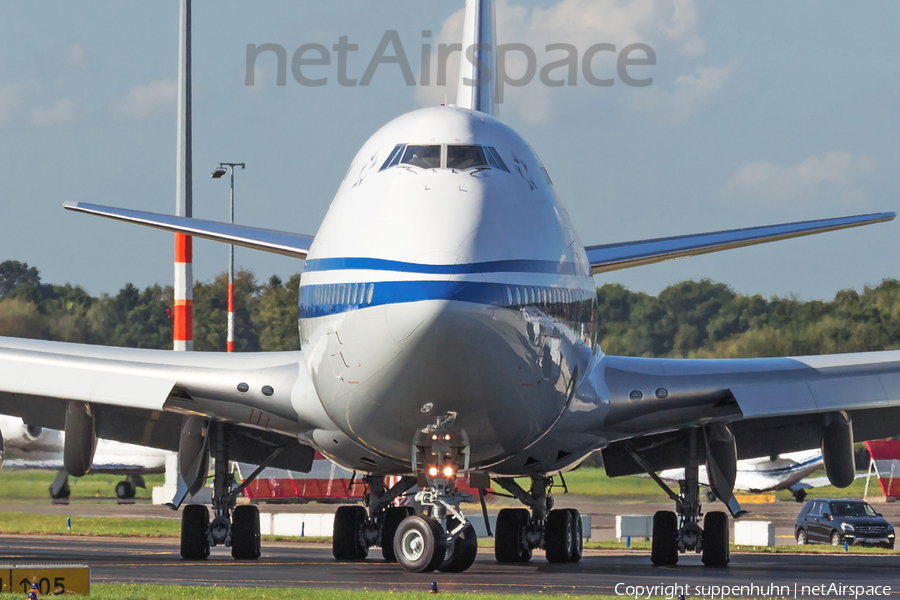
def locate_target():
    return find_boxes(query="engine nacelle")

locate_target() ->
[822,411,855,488]
[179,416,210,496]
[64,402,97,477]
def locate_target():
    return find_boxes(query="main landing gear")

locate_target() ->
[631,428,734,568]
[180,423,275,561]
[332,412,480,573]
[492,476,583,565]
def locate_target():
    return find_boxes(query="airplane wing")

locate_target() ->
[0,336,322,471]
[585,212,894,275]
[597,350,900,476]
[63,202,314,258]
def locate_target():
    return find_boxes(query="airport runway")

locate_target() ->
[1,535,899,597]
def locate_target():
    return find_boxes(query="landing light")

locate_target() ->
[428,466,438,477]
[442,466,454,478]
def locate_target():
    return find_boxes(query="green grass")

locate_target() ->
[496,468,666,498]
[0,587,657,600]
[0,512,180,537]
[0,470,165,499]
[773,470,877,502]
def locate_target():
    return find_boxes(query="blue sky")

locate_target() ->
[1,1,898,300]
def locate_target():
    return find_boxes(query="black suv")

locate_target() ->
[795,498,894,548]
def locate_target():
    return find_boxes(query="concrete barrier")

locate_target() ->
[255,512,589,539]
[616,515,653,541]
[734,521,775,546]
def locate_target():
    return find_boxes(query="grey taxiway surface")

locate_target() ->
[3,498,900,595]
[2,535,900,596]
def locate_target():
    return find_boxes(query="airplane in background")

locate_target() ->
[0,416,166,500]
[659,450,825,504]
[2,0,900,573]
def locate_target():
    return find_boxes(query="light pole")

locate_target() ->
[211,162,245,352]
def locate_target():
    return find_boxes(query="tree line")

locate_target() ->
[3,259,900,358]
[0,260,299,352]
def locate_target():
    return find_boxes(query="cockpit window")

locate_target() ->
[380,143,512,173]
[401,145,442,169]
[484,146,510,172]
[380,144,405,171]
[447,145,488,170]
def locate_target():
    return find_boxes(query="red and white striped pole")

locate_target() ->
[174,0,193,352]
[212,163,244,352]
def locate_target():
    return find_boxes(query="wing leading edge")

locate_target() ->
[585,212,894,275]
[64,202,314,259]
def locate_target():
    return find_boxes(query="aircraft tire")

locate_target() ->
[381,506,415,562]
[231,505,261,560]
[568,508,583,563]
[701,511,730,567]
[333,506,368,560]
[545,509,574,563]
[180,504,210,560]
[115,481,136,500]
[440,521,478,573]
[651,510,678,567]
[495,508,532,563]
[394,515,446,573]
[49,482,71,500]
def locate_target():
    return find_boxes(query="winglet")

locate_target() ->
[456,0,498,118]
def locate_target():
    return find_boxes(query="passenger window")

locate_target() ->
[447,145,488,170]
[380,144,405,171]
[352,284,359,304]
[401,145,441,169]
[367,283,375,304]
[506,287,513,306]
[515,288,522,305]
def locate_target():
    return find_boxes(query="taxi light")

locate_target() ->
[443,466,454,477]
[444,434,451,440]
[428,466,438,477]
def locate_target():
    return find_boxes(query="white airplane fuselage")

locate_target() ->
[298,107,603,473]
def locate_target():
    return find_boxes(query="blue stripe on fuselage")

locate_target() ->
[298,279,595,320]
[304,257,588,277]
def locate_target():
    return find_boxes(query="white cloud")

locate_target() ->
[416,0,712,123]
[632,64,731,125]
[66,45,85,68]
[115,79,176,119]
[0,83,27,124]
[723,151,875,206]
[29,98,76,126]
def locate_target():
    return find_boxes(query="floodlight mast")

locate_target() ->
[211,162,245,352]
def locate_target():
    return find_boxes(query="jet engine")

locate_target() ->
[64,402,97,477]
[179,416,210,496]
[822,411,855,488]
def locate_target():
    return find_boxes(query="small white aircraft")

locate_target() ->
[1,0,899,573]
[0,416,166,500]
[659,450,825,504]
